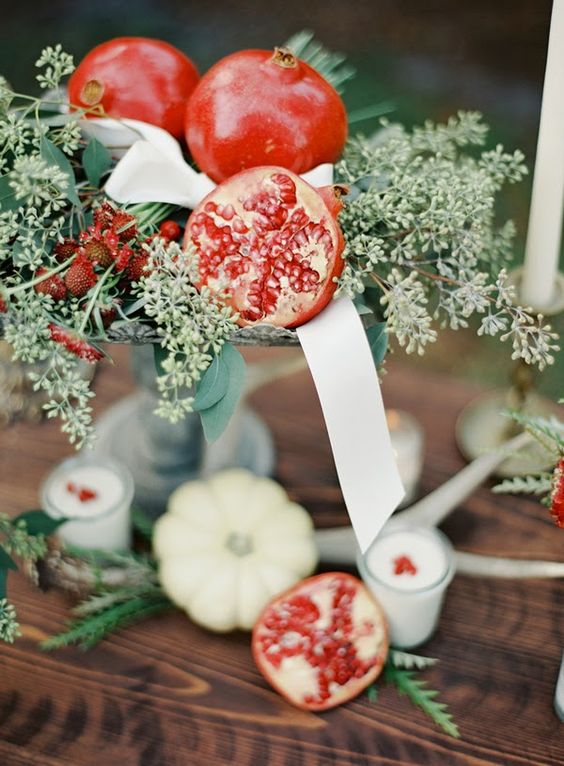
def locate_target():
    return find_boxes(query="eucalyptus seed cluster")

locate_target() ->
[336,112,559,369]
[137,238,238,422]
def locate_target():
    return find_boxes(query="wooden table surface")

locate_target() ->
[0,346,563,766]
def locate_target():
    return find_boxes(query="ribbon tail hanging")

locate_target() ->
[296,295,404,553]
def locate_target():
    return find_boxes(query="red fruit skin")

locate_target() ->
[185,166,345,329]
[64,256,98,297]
[185,49,347,182]
[252,572,389,712]
[68,37,199,139]
[159,219,182,241]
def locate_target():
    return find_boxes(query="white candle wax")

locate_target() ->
[555,651,564,721]
[357,526,454,648]
[387,410,424,507]
[521,0,564,310]
[41,456,133,551]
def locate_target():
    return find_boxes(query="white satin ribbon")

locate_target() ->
[92,117,335,206]
[98,117,403,551]
[297,297,405,552]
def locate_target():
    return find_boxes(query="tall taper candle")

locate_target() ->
[521,0,564,310]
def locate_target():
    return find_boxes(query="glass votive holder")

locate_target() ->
[41,454,134,551]
[386,409,425,507]
[357,525,455,649]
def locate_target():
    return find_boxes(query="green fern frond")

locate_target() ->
[384,664,460,739]
[41,591,171,651]
[507,410,564,454]
[284,30,356,93]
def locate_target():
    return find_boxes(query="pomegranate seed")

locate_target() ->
[78,487,98,503]
[393,555,418,576]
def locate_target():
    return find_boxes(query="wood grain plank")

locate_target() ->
[0,346,562,765]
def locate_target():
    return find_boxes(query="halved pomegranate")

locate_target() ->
[185,167,346,328]
[252,572,389,711]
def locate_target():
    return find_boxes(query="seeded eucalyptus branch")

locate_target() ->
[336,114,559,369]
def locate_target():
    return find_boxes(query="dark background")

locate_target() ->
[1,0,561,393]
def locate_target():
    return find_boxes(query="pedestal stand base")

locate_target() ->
[94,391,275,518]
[456,389,562,477]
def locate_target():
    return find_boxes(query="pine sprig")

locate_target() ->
[284,30,356,93]
[384,664,460,739]
[492,474,553,496]
[41,590,171,651]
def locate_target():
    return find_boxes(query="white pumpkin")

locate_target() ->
[153,468,318,632]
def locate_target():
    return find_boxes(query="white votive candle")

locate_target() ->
[41,455,133,551]
[357,525,455,648]
[386,410,424,507]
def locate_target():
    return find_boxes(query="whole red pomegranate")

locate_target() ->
[185,48,347,182]
[252,572,388,711]
[68,37,199,139]
[185,166,346,328]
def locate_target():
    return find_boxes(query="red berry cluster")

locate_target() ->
[550,458,564,528]
[27,202,184,362]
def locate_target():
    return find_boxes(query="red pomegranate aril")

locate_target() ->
[185,166,346,328]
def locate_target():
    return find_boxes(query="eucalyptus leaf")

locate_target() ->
[366,322,388,367]
[193,354,229,411]
[82,138,112,187]
[198,343,246,443]
[14,509,64,536]
[0,175,19,212]
[0,549,17,570]
[40,136,80,206]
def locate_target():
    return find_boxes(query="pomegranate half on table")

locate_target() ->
[252,572,389,711]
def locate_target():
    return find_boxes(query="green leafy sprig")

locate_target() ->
[493,411,564,517]
[41,509,172,651]
[367,650,459,738]
[0,509,63,643]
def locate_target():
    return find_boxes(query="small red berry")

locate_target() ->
[33,267,68,302]
[159,220,182,241]
[93,201,117,229]
[53,238,79,263]
[64,256,98,297]
[66,482,76,494]
[0,298,7,313]
[112,211,137,242]
[82,239,113,268]
[127,253,150,282]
